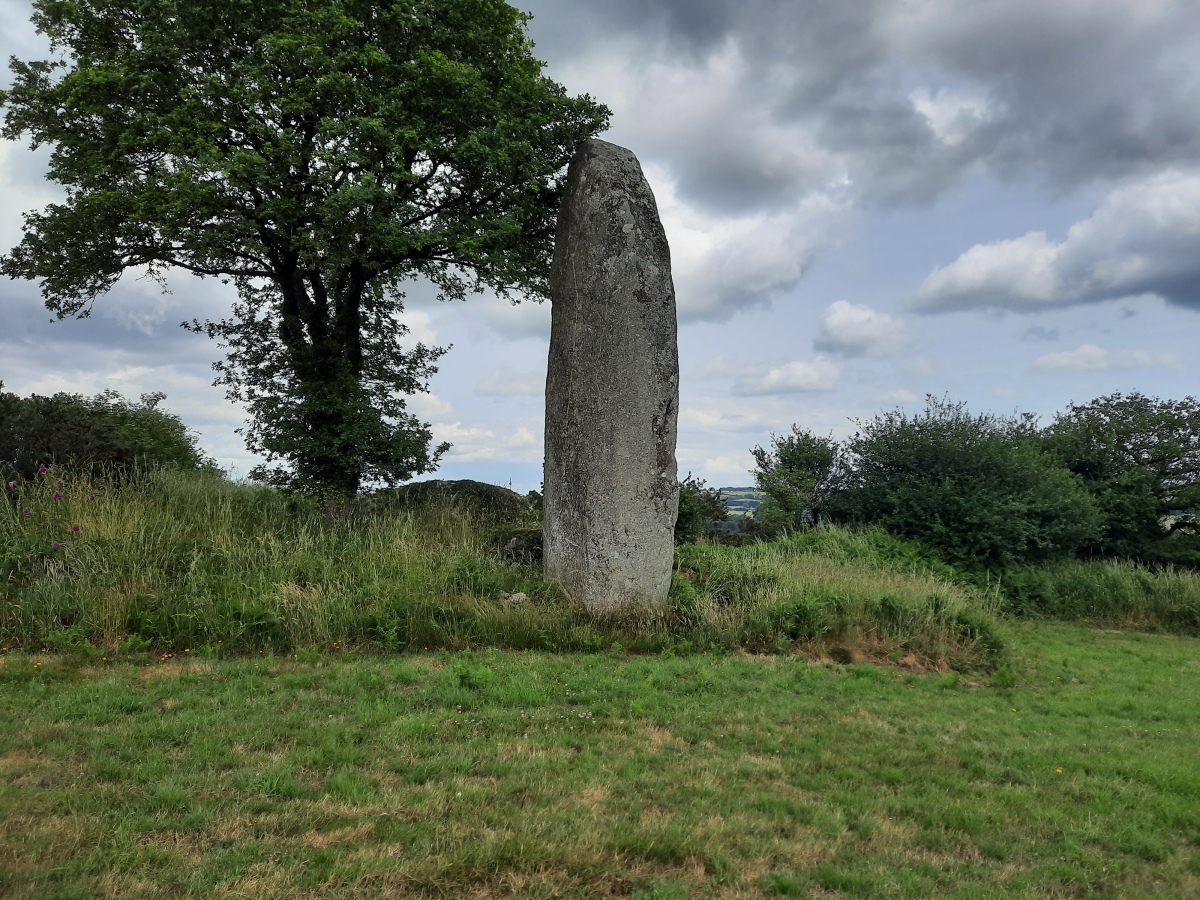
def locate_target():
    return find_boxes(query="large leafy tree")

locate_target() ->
[1043,392,1200,558]
[0,0,609,495]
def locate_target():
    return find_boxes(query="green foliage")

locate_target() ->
[674,474,728,544]
[829,396,1101,570]
[1,0,610,496]
[1044,392,1200,563]
[0,383,215,483]
[1001,560,1200,633]
[751,427,840,534]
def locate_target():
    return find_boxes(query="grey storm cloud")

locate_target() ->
[523,0,1200,207]
[6,0,1200,331]
[513,0,1200,320]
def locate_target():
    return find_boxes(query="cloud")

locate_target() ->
[876,389,919,403]
[474,369,544,397]
[733,358,841,394]
[813,300,912,357]
[474,295,551,340]
[1030,343,1184,372]
[917,170,1200,311]
[678,397,780,434]
[527,0,1200,207]
[1018,326,1060,342]
[434,421,541,463]
[648,163,856,321]
[909,86,991,147]
[899,358,937,377]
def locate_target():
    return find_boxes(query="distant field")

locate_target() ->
[718,486,765,520]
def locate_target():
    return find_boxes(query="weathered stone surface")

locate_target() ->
[543,139,680,609]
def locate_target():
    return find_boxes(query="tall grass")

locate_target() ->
[678,529,1004,669]
[2,467,1004,668]
[1001,560,1200,633]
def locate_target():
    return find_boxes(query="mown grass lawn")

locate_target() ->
[2,622,1198,899]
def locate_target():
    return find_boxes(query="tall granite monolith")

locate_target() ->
[543,139,679,610]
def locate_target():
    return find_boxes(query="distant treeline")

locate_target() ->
[683,393,1200,572]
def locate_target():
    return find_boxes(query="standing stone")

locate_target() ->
[543,139,679,610]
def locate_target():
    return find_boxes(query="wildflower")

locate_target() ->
[53,492,61,500]
[1056,768,1063,774]
[51,542,61,549]
[21,509,30,516]
[6,481,13,488]
[55,480,63,487]
[38,465,46,473]
[72,525,80,532]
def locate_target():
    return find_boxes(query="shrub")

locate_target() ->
[0,383,216,482]
[827,396,1100,571]
[675,474,729,544]
[1001,560,1200,634]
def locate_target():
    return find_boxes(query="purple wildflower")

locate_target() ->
[21,509,30,516]
[53,492,62,500]
[55,480,63,487]
[37,465,46,474]
[72,524,81,532]
[51,541,61,549]
[6,481,13,489]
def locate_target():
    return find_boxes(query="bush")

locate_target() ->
[827,396,1100,571]
[0,383,215,482]
[675,475,729,544]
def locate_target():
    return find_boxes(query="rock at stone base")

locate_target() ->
[543,138,680,610]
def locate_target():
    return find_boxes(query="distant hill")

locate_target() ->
[718,486,764,519]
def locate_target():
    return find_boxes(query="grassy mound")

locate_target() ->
[2,468,1003,670]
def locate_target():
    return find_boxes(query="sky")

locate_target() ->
[1,0,1198,492]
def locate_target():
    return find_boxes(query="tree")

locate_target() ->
[674,474,729,545]
[1043,392,1200,558]
[0,382,216,482]
[1,0,609,496]
[751,427,841,534]
[828,396,1100,570]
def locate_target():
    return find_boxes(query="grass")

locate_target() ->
[1,622,1198,897]
[2,468,1003,669]
[1001,561,1200,634]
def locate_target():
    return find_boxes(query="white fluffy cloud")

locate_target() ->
[918,171,1200,311]
[1030,343,1184,372]
[649,164,856,321]
[433,421,541,464]
[733,357,841,394]
[813,300,912,357]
